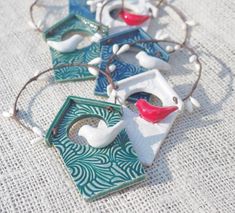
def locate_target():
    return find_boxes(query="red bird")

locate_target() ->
[135,99,178,123]
[119,10,150,26]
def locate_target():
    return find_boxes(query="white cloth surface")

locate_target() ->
[0,0,234,212]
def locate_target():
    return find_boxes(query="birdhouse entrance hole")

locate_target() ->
[125,93,163,113]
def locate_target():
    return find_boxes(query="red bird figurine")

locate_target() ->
[118,10,150,26]
[135,99,178,123]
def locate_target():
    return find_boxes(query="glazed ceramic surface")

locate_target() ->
[95,0,151,34]
[44,14,108,82]
[78,120,125,148]
[107,70,183,166]
[94,28,169,101]
[69,0,95,20]
[45,96,145,201]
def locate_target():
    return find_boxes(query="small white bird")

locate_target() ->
[78,120,125,148]
[47,34,84,53]
[135,51,171,71]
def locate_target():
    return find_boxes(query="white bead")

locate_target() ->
[155,30,163,39]
[159,33,169,40]
[174,45,181,50]
[185,100,193,113]
[86,0,93,5]
[32,127,43,137]
[9,108,14,116]
[34,70,40,77]
[91,33,102,43]
[37,20,43,28]
[88,57,101,65]
[2,111,11,118]
[30,136,44,145]
[88,67,98,76]
[186,20,196,26]
[108,64,116,72]
[195,63,201,71]
[116,44,130,55]
[181,23,187,30]
[28,21,37,30]
[166,46,174,52]
[112,44,119,54]
[189,55,197,63]
[190,96,200,108]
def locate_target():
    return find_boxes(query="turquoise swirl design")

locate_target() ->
[46,96,145,201]
[44,14,108,82]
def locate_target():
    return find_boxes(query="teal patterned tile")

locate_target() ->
[44,14,108,82]
[45,96,145,201]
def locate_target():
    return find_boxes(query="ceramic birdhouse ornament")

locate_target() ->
[44,14,108,82]
[107,69,183,166]
[94,28,169,101]
[45,96,145,201]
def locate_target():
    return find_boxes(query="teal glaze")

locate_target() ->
[45,96,145,201]
[44,14,108,82]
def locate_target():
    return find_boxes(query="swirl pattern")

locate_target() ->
[69,0,96,20]
[44,14,108,82]
[45,96,145,201]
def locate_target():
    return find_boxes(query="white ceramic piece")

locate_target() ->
[30,136,44,145]
[174,45,181,50]
[87,57,102,76]
[189,55,197,63]
[166,45,174,52]
[109,64,116,72]
[185,99,193,113]
[47,34,84,53]
[2,111,11,118]
[116,44,130,55]
[135,51,171,71]
[195,62,201,71]
[190,96,200,108]
[112,44,119,54]
[87,67,98,76]
[91,33,102,43]
[88,57,102,65]
[107,69,183,166]
[32,127,43,137]
[78,120,125,148]
[95,0,151,33]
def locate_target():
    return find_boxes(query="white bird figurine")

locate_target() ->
[47,34,84,53]
[135,51,171,71]
[78,120,125,148]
